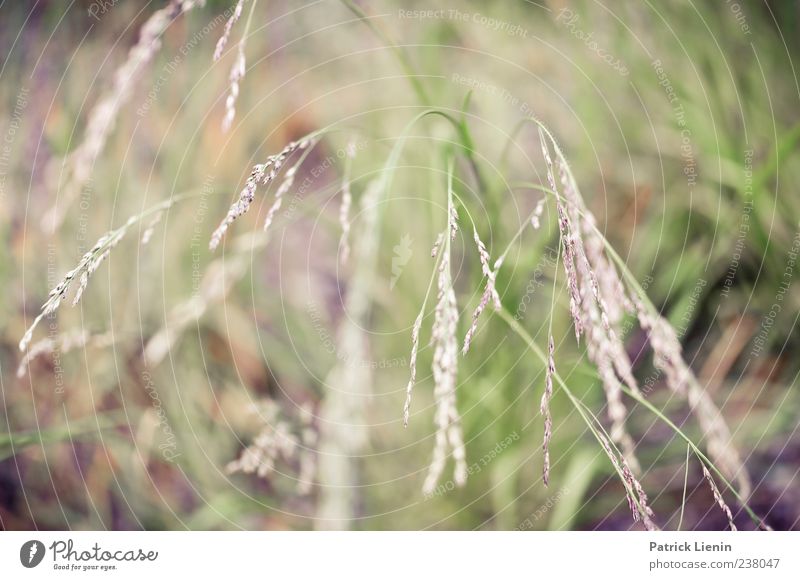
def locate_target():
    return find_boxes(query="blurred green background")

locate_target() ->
[1,0,799,530]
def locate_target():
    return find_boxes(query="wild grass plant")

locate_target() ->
[4,0,799,531]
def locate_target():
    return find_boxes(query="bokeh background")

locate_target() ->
[1,0,799,530]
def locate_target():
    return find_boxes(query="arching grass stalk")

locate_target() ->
[508,117,751,497]
[20,189,209,352]
[339,0,432,106]
[511,177,756,506]
[678,443,691,531]
[569,389,658,529]
[220,0,259,132]
[540,235,562,487]
[143,173,362,368]
[209,131,328,250]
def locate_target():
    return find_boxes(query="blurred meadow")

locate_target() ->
[1,0,799,530]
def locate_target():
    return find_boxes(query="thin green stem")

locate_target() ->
[619,382,763,525]
[242,0,258,46]
[497,308,650,523]
[678,443,690,531]
[494,183,555,270]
